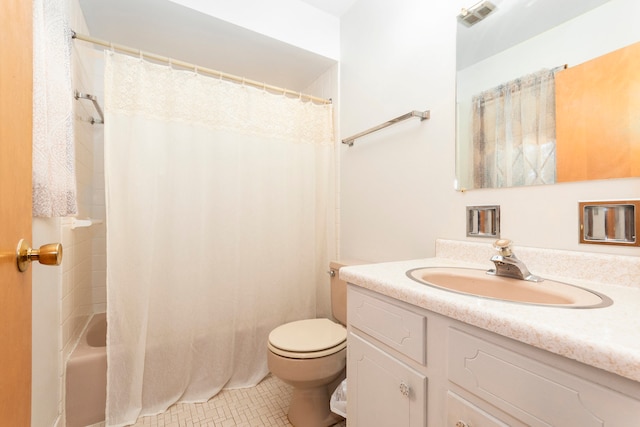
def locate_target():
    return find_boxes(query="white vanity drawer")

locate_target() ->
[448,328,640,426]
[447,391,514,427]
[348,287,426,364]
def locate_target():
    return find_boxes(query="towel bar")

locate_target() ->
[74,90,104,125]
[342,110,429,146]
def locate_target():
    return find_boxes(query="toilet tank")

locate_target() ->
[330,260,367,325]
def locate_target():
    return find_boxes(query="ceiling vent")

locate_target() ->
[458,1,496,27]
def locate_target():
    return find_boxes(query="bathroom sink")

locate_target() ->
[406,267,612,308]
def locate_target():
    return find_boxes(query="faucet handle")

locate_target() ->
[493,239,513,256]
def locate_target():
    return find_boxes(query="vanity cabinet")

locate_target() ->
[347,285,640,427]
[448,328,640,426]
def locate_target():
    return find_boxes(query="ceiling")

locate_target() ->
[78,0,357,91]
[297,0,357,17]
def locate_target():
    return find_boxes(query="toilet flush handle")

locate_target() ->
[327,269,336,277]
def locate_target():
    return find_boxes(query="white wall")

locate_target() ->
[340,0,459,262]
[340,0,640,263]
[31,218,62,427]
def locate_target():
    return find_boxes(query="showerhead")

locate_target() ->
[458,1,496,27]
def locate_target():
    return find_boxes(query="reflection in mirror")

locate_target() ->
[455,0,640,191]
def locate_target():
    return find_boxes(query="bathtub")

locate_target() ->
[66,312,107,427]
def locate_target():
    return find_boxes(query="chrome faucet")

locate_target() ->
[487,239,543,282]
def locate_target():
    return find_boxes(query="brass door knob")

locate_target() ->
[16,239,63,272]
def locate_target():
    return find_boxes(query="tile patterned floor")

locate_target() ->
[127,374,346,427]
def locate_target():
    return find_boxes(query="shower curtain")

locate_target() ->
[104,52,335,426]
[32,0,77,217]
[472,68,557,188]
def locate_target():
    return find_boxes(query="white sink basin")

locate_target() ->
[406,267,612,308]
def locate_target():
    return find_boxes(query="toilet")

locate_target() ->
[267,261,352,427]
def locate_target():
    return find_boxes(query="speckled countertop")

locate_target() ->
[340,240,640,383]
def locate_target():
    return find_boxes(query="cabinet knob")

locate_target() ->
[399,382,410,397]
[455,421,469,427]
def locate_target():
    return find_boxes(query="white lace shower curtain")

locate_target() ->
[32,0,77,217]
[104,52,335,426]
[472,68,558,188]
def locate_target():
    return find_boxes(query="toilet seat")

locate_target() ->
[268,318,347,359]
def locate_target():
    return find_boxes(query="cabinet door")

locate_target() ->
[348,333,427,427]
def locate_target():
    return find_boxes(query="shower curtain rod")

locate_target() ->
[71,31,332,105]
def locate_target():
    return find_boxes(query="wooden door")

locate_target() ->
[0,0,33,425]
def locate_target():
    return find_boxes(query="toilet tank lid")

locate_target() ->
[269,318,346,353]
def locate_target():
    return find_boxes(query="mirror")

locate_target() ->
[455,0,640,190]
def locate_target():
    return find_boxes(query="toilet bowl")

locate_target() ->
[267,261,355,427]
